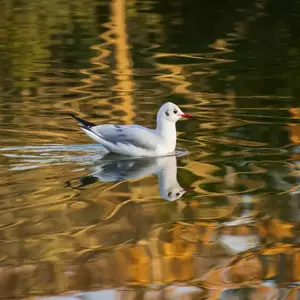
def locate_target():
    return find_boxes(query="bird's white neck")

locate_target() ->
[155,120,177,151]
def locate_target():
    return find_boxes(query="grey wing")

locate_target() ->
[91,124,161,150]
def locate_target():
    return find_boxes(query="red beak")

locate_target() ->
[180,113,193,119]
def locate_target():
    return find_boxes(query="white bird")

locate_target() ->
[70,102,192,157]
[66,155,186,201]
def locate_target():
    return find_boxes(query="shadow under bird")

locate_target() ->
[66,155,186,201]
[70,102,192,157]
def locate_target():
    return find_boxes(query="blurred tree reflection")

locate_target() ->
[0,0,100,91]
[1,0,300,98]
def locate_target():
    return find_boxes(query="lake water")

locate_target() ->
[0,0,300,299]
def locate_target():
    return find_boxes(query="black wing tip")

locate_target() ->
[69,113,96,128]
[68,113,77,121]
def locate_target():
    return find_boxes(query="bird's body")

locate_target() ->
[71,102,191,157]
[81,124,171,157]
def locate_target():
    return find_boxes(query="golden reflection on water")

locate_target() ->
[0,0,300,299]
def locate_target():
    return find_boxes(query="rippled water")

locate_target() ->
[0,0,300,299]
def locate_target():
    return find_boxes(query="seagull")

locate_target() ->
[66,155,186,201]
[70,102,192,157]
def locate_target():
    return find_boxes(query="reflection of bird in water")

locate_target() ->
[70,102,192,157]
[66,154,186,201]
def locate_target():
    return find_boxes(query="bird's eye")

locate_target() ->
[176,192,180,197]
[174,110,178,114]
[168,192,172,197]
[165,111,170,117]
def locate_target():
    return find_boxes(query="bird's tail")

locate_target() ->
[69,113,114,153]
[69,113,96,128]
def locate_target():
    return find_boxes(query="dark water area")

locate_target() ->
[0,0,300,299]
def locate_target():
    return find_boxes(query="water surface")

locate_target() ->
[0,0,300,299]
